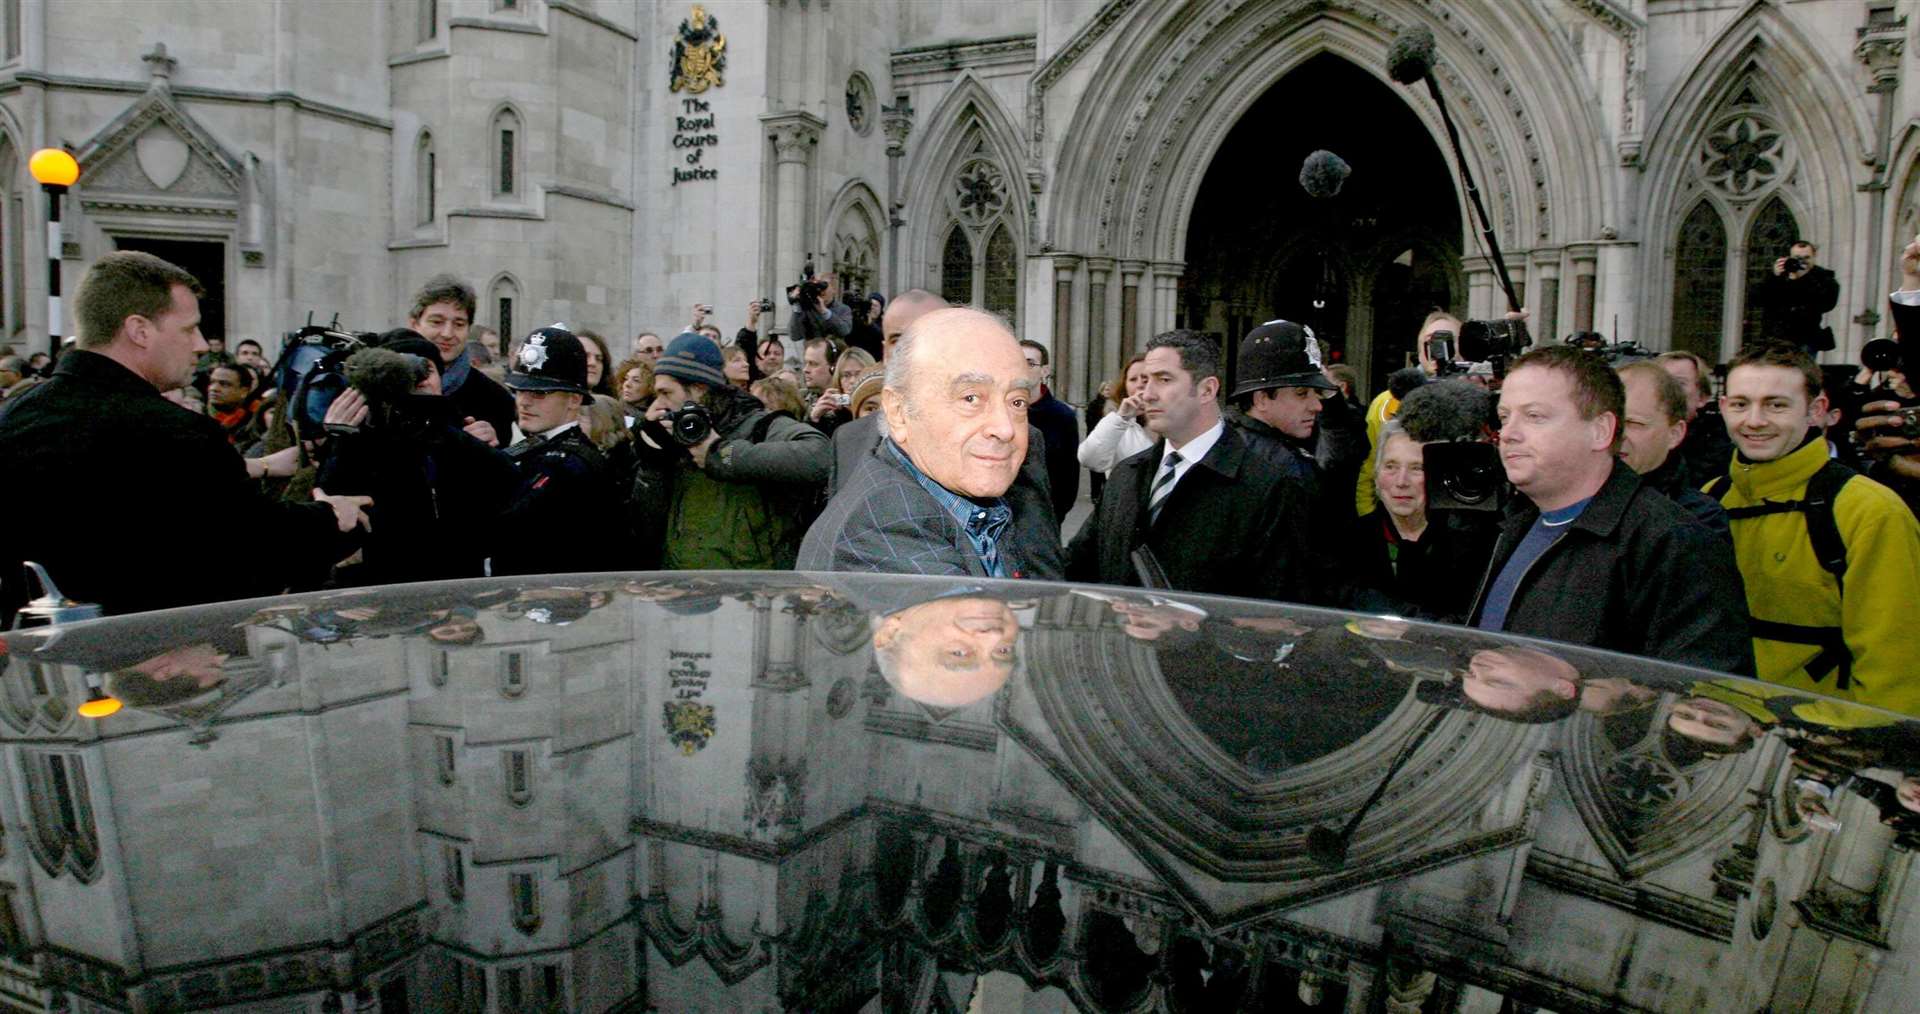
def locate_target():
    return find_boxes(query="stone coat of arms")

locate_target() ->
[670,5,726,94]
[663,700,717,756]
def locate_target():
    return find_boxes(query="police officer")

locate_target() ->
[490,326,622,576]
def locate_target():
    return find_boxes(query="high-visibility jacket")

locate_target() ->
[1353,389,1400,515]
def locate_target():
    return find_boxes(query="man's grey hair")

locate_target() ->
[883,306,1022,413]
[0,355,23,374]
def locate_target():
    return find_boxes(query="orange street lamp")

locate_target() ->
[28,148,78,360]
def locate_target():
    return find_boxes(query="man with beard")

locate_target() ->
[642,332,829,569]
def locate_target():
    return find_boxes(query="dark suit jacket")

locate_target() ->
[0,351,343,620]
[1029,392,1081,521]
[798,438,1063,578]
[1466,460,1754,675]
[825,414,1064,578]
[1064,423,1324,603]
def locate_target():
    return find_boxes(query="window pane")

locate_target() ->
[1742,195,1801,347]
[941,228,973,306]
[1670,200,1727,362]
[984,224,1018,319]
[499,296,513,342]
[499,128,515,195]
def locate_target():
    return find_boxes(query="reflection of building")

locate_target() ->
[0,578,1916,1011]
[1,2,1911,396]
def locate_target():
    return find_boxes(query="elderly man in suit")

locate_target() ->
[798,306,1063,578]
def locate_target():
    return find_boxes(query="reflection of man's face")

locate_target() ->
[130,643,229,688]
[1111,601,1202,641]
[428,618,481,644]
[1463,648,1579,716]
[1897,776,1920,814]
[1667,696,1760,748]
[872,598,1018,707]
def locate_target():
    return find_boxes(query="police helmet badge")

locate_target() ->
[519,335,549,371]
[1302,325,1323,369]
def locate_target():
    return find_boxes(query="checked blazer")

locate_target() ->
[798,438,1064,578]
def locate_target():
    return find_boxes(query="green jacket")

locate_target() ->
[662,397,830,570]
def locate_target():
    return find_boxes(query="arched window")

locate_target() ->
[1742,196,1800,346]
[416,131,436,226]
[491,107,521,197]
[488,274,520,341]
[935,125,1021,313]
[1671,201,1728,362]
[0,136,22,339]
[941,228,973,305]
[984,224,1018,320]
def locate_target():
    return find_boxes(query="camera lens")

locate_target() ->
[1862,339,1902,373]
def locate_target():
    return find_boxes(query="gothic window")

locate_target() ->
[1671,201,1728,362]
[504,749,533,806]
[831,202,880,300]
[0,136,21,340]
[494,0,519,9]
[936,125,1020,312]
[1742,196,1801,346]
[499,651,527,698]
[502,968,526,1009]
[845,74,874,136]
[0,888,23,959]
[435,734,456,785]
[491,107,521,197]
[419,0,438,42]
[2,1,18,61]
[416,131,436,227]
[941,228,973,306]
[431,650,450,688]
[489,275,520,342]
[539,964,563,1004]
[21,751,99,882]
[444,843,465,901]
[1698,115,1784,197]
[509,871,541,934]
[984,224,1018,320]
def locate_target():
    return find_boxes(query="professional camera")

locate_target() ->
[271,314,375,440]
[1784,255,1809,275]
[1458,317,1531,364]
[1424,329,1459,374]
[337,346,459,436]
[844,287,870,328]
[786,260,827,309]
[1423,441,1509,513]
[1565,331,1653,365]
[665,402,713,445]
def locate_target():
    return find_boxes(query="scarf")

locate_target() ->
[440,346,473,394]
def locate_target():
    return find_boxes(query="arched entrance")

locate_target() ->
[1182,54,1460,394]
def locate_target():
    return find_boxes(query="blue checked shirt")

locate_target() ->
[887,440,1013,578]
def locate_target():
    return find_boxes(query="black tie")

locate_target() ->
[1148,451,1183,525]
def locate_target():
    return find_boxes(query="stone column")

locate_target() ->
[1053,255,1081,391]
[1857,10,1906,351]
[880,95,915,295]
[1532,257,1561,347]
[1568,244,1599,333]
[1151,262,1183,332]
[1083,257,1114,406]
[762,111,825,331]
[1119,260,1148,361]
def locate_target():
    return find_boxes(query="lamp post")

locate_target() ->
[28,148,78,362]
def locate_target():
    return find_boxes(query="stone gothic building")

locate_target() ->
[0,0,1914,402]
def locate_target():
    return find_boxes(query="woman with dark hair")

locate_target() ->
[575,329,617,397]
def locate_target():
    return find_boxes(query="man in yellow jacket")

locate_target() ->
[1713,342,1920,717]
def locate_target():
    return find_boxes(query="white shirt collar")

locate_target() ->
[529,420,581,439]
[1160,417,1225,470]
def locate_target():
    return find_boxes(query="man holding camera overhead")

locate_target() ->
[1754,239,1841,355]
[638,332,829,570]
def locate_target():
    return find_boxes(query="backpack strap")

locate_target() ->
[1718,459,1858,689]
[748,410,781,445]
[1704,474,1731,500]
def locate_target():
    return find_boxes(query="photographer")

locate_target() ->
[313,332,518,587]
[1754,239,1841,354]
[786,268,852,344]
[638,333,830,569]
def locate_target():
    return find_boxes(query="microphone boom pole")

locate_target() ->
[1423,74,1523,314]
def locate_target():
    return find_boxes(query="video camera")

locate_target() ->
[1422,441,1509,513]
[1842,339,1920,443]
[1564,331,1654,365]
[786,259,828,311]
[1424,317,1533,377]
[270,314,377,441]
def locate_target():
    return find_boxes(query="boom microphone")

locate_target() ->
[1299,150,1351,199]
[1387,25,1436,84]
[1396,378,1496,444]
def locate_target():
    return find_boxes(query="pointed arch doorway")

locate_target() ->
[1181,54,1462,396]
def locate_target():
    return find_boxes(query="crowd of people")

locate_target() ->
[1,237,1917,720]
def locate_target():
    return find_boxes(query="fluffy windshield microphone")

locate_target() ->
[1299,150,1351,198]
[1387,25,1436,85]
[1396,378,1496,444]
